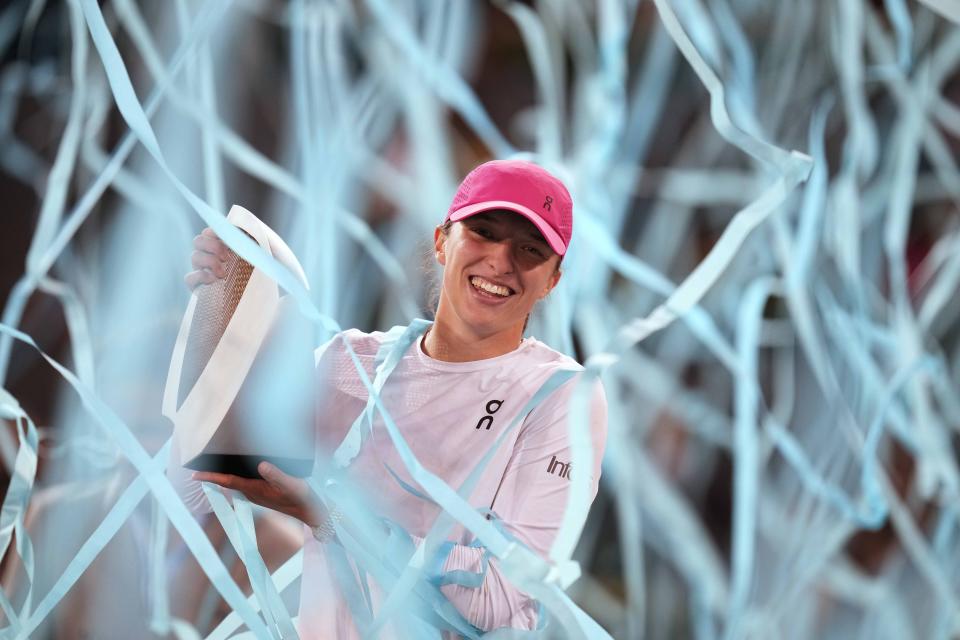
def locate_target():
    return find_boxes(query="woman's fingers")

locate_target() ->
[185,228,231,291]
[257,463,308,500]
[191,243,230,270]
[194,229,230,260]
[184,269,218,290]
[193,471,280,503]
[257,461,290,485]
[257,462,325,524]
[191,250,227,275]
[193,467,321,525]
[192,470,249,489]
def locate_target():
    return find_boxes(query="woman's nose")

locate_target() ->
[486,240,515,274]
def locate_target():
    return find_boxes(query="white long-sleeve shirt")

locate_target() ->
[170,327,607,638]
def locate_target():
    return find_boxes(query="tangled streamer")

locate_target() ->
[0,0,958,638]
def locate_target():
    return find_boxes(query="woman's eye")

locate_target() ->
[523,245,545,258]
[472,226,493,239]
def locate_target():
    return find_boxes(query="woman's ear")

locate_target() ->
[540,267,562,299]
[433,225,447,266]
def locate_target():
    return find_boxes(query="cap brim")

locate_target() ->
[447,200,567,256]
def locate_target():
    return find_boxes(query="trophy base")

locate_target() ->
[186,454,313,479]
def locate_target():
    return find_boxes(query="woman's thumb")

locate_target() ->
[258,461,283,484]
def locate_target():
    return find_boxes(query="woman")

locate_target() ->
[171,159,608,637]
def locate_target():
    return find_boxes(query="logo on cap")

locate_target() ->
[543,195,553,211]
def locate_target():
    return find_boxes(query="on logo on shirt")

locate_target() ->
[475,399,503,430]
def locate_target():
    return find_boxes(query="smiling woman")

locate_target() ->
[430,209,562,361]
[170,159,608,638]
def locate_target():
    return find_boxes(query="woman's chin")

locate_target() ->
[440,279,528,338]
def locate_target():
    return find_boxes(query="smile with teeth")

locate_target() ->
[470,276,513,297]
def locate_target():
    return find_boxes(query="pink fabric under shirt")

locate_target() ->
[169,327,607,638]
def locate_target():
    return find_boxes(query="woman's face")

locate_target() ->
[433,210,562,339]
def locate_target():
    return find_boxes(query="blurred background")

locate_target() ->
[1,0,959,638]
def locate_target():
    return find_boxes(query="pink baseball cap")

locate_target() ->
[445,159,573,256]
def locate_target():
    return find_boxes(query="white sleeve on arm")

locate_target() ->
[413,377,608,632]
